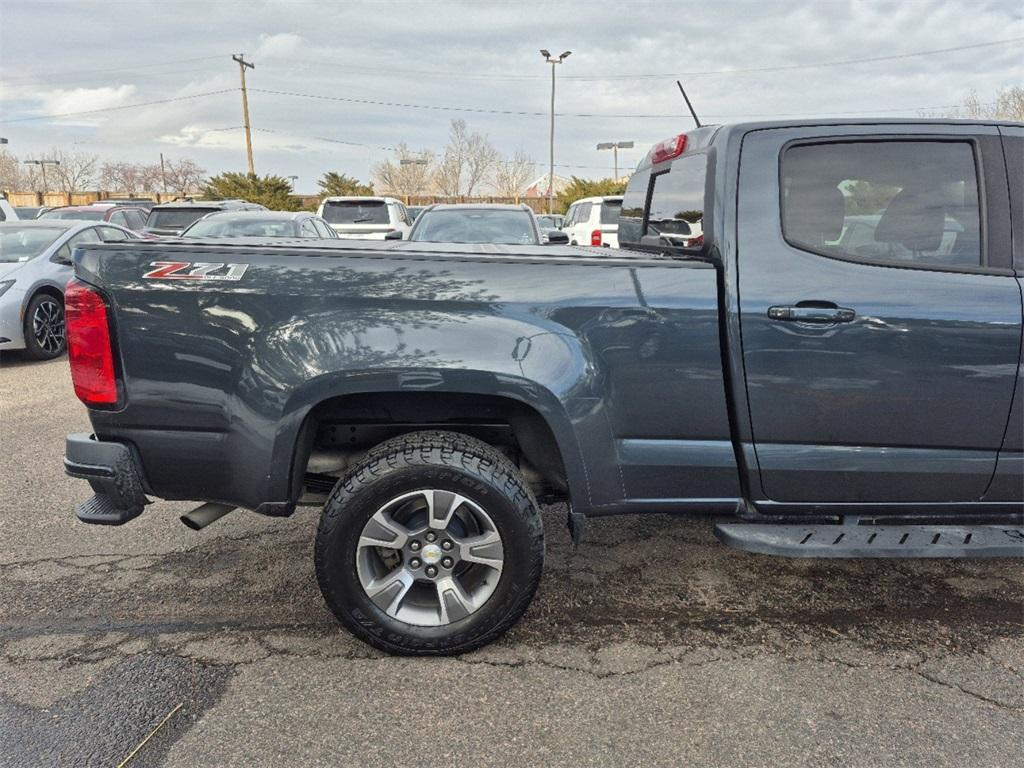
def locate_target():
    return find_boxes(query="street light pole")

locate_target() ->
[24,159,60,196]
[596,141,634,180]
[541,49,571,215]
[287,175,298,191]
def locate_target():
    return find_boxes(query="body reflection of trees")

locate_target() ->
[225,260,504,415]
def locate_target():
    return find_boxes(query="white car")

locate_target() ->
[562,196,623,248]
[0,199,20,222]
[317,196,412,240]
[0,220,138,359]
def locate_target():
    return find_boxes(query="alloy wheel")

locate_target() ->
[355,489,505,627]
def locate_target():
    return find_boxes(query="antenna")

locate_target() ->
[676,80,702,128]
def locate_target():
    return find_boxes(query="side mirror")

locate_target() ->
[544,229,569,245]
[384,230,404,241]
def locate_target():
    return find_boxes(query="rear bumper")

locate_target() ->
[64,433,149,524]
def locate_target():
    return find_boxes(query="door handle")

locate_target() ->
[767,303,856,324]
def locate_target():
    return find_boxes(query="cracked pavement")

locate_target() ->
[1,356,1022,767]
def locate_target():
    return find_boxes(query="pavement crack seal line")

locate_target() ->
[116,702,183,768]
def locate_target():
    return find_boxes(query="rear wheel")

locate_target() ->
[315,430,544,655]
[23,293,66,360]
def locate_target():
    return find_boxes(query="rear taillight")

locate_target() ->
[650,134,687,164]
[591,229,603,246]
[684,234,704,248]
[65,279,118,406]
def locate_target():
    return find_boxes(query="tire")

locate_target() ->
[23,292,66,360]
[315,430,544,656]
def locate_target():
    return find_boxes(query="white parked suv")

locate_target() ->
[317,196,412,240]
[562,196,622,248]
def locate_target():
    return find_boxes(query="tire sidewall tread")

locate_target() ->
[315,430,544,656]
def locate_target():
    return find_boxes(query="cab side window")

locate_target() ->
[300,219,319,237]
[782,140,982,270]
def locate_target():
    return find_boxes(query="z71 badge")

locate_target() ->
[142,261,249,281]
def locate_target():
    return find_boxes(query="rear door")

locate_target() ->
[737,124,1020,504]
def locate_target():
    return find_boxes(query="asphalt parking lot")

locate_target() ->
[1,355,1022,767]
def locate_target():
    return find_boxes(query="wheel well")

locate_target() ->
[30,285,64,305]
[295,392,570,502]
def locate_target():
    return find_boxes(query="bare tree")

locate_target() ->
[161,158,206,196]
[464,133,500,195]
[46,149,99,194]
[431,119,500,196]
[100,161,159,194]
[494,150,535,199]
[372,143,436,196]
[0,150,24,192]
[940,86,1024,121]
[433,119,468,196]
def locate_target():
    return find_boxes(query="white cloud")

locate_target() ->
[37,84,137,117]
[0,0,1021,191]
[254,33,305,59]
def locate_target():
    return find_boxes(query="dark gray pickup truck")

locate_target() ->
[64,120,1024,655]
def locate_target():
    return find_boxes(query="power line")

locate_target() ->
[285,37,1024,83]
[0,55,225,84]
[0,89,236,124]
[251,88,995,121]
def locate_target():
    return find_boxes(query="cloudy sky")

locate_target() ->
[1,0,1021,192]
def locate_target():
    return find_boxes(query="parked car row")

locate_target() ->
[0,190,636,362]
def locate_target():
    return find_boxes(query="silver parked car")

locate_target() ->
[0,220,138,360]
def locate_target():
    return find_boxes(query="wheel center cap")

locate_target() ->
[421,544,443,564]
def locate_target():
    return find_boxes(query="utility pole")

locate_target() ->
[24,159,60,197]
[540,49,571,214]
[232,54,255,175]
[159,152,168,196]
[597,141,634,180]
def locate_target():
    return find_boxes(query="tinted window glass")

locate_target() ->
[411,209,538,244]
[599,199,622,224]
[575,202,593,224]
[0,225,66,262]
[646,154,706,245]
[184,217,299,237]
[321,201,388,224]
[126,210,146,230]
[148,208,218,230]
[98,226,129,241]
[109,211,128,226]
[618,168,651,247]
[41,209,106,221]
[782,141,981,269]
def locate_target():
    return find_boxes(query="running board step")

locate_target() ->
[714,523,1024,558]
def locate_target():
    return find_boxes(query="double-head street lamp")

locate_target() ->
[596,141,634,180]
[541,49,571,214]
[399,158,428,166]
[287,175,298,190]
[24,159,60,194]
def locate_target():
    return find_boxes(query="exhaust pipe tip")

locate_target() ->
[180,502,236,530]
